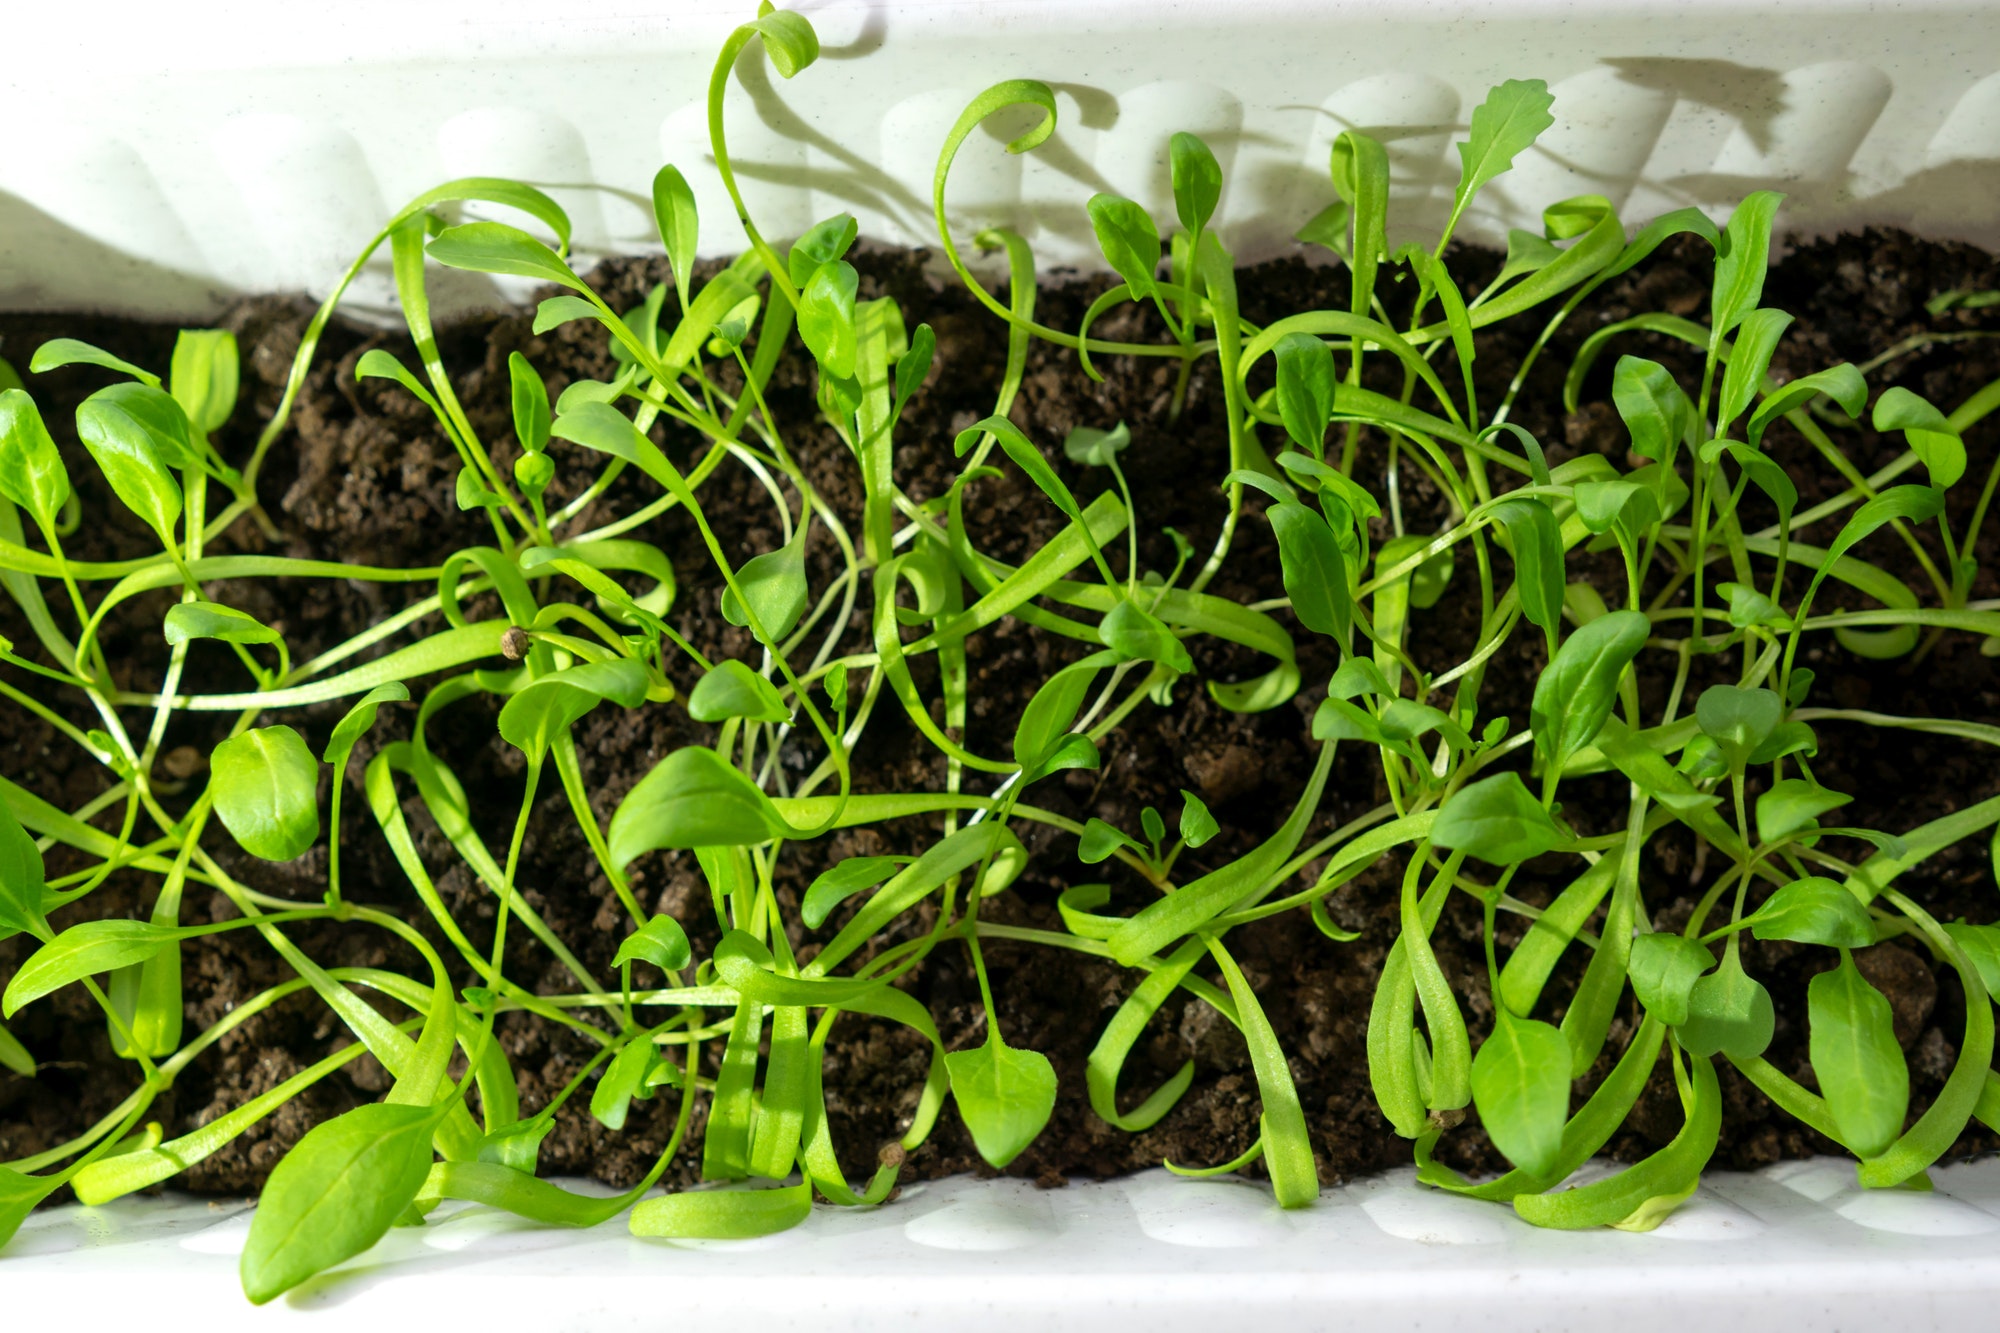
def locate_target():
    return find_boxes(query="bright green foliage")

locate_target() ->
[1,7,1997,1294]
[210,726,320,862]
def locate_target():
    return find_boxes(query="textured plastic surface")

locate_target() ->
[4,1,2000,318]
[8,1161,2000,1328]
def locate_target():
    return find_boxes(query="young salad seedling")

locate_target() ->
[3,4,2000,1298]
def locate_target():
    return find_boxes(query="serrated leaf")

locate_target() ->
[1450,79,1556,224]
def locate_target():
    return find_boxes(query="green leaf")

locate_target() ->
[1717,307,1793,431]
[531,295,601,336]
[651,164,699,307]
[162,601,280,648]
[1169,132,1223,237]
[1079,818,1143,865]
[239,1101,438,1304]
[719,524,809,643]
[687,659,789,724]
[1694,684,1782,770]
[1747,362,1866,448]
[1450,79,1556,227]
[475,1118,551,1173]
[1490,498,1564,647]
[0,1021,31,1077]
[1431,772,1570,865]
[797,259,859,380]
[1086,194,1162,301]
[614,915,691,974]
[355,349,442,411]
[1470,1009,1570,1179]
[788,214,859,290]
[3,920,177,1018]
[1098,596,1194,674]
[608,747,794,868]
[427,221,586,292]
[1274,332,1336,457]
[1942,923,2000,996]
[590,1037,658,1131]
[75,384,187,540]
[0,1167,61,1248]
[0,389,72,529]
[1755,780,1852,844]
[1873,386,1965,489]
[169,328,239,435]
[892,323,934,426]
[1749,877,1874,949]
[1062,421,1131,467]
[629,1181,812,1239]
[1679,950,1774,1060]
[1179,789,1219,848]
[211,726,321,862]
[29,338,160,386]
[1269,501,1350,642]
[947,1036,1058,1169]
[0,800,50,944]
[1819,486,1944,584]
[1809,952,1908,1158]
[455,467,502,512]
[497,658,649,763]
[1530,610,1650,772]
[1012,652,1114,771]
[800,856,906,929]
[509,352,550,454]
[1627,933,1717,1026]
[323,683,410,768]
[1711,191,1785,339]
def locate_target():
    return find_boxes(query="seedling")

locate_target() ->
[2,3,1999,1300]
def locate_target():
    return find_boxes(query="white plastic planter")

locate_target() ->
[8,1162,2000,1329]
[7,1,2000,1325]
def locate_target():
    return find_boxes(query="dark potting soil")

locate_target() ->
[3,228,2000,1202]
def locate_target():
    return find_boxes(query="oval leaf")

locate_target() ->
[608,747,793,868]
[1809,952,1908,1159]
[946,1036,1058,1169]
[1470,1009,1570,1179]
[686,660,789,724]
[1530,610,1650,771]
[211,726,320,862]
[163,602,280,648]
[1431,772,1570,866]
[0,389,72,529]
[1748,877,1875,949]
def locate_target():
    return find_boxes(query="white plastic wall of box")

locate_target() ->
[9,1161,2000,1330]
[3,1,2000,320]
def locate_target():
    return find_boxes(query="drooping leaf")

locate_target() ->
[0,801,52,943]
[427,221,587,292]
[497,658,650,763]
[628,1181,812,1239]
[614,915,692,973]
[1748,877,1875,949]
[1873,386,1965,490]
[162,602,280,648]
[210,726,321,862]
[800,856,907,929]
[1430,772,1570,865]
[719,524,810,645]
[1530,610,1650,772]
[1086,194,1162,301]
[1169,132,1223,237]
[239,1102,438,1304]
[0,388,72,529]
[1678,950,1774,1060]
[608,747,794,868]
[1755,780,1853,844]
[29,338,160,386]
[1098,597,1194,674]
[1809,952,1908,1158]
[686,659,789,724]
[946,1036,1058,1169]
[1747,362,1867,448]
[1470,1008,1570,1179]
[323,683,410,768]
[1490,498,1564,646]
[2,920,178,1017]
[1628,933,1718,1027]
